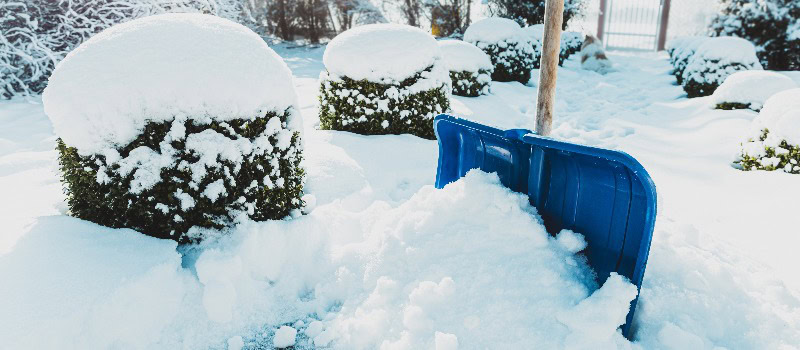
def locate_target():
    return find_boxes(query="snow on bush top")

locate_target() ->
[692,36,760,64]
[323,23,441,82]
[43,13,299,155]
[666,36,707,53]
[712,71,797,110]
[519,24,545,41]
[438,40,493,73]
[752,88,800,145]
[463,17,522,44]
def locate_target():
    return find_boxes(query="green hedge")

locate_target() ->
[682,61,757,98]
[450,69,492,97]
[318,65,450,139]
[737,129,800,174]
[57,110,305,243]
[715,102,751,110]
[474,40,536,84]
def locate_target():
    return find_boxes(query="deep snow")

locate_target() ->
[1,45,799,349]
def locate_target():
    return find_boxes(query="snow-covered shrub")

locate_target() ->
[709,0,800,70]
[681,37,762,98]
[486,0,586,28]
[0,0,243,99]
[464,18,536,84]
[562,31,584,56]
[711,71,797,111]
[519,26,581,68]
[319,24,450,139]
[737,89,800,174]
[665,36,709,85]
[438,40,493,97]
[46,14,305,243]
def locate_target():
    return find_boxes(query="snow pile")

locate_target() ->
[315,171,637,348]
[464,18,536,84]
[463,17,522,44]
[0,171,641,349]
[319,24,450,139]
[738,88,800,173]
[43,13,299,155]
[711,71,797,110]
[682,36,763,97]
[438,40,493,97]
[43,13,305,242]
[322,23,441,83]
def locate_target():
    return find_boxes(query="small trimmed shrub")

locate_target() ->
[318,67,450,139]
[479,40,537,83]
[735,88,800,174]
[737,129,800,174]
[44,14,306,243]
[562,31,584,56]
[465,18,536,84]
[711,70,797,111]
[666,36,709,85]
[57,112,305,242]
[681,37,762,98]
[439,40,494,97]
[319,24,451,139]
[715,102,752,110]
[450,70,492,97]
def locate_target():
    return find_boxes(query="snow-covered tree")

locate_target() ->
[708,0,800,70]
[486,0,586,29]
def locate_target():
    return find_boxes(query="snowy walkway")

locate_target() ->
[1,47,798,349]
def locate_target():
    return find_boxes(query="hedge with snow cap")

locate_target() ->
[318,67,450,139]
[57,111,305,243]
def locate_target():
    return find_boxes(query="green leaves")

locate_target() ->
[56,110,305,243]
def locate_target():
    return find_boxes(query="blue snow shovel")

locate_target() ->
[433,0,656,339]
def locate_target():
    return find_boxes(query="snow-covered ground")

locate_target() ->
[1,46,799,349]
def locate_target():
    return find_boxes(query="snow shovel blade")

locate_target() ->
[433,114,657,338]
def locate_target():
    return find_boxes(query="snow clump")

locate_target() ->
[681,36,763,98]
[712,71,797,111]
[464,18,537,84]
[319,23,450,139]
[45,13,305,242]
[737,88,800,174]
[438,40,493,97]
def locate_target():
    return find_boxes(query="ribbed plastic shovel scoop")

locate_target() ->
[433,0,657,339]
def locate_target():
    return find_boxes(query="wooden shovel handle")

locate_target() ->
[535,0,564,136]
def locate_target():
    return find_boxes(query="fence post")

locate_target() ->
[657,0,672,51]
[597,0,608,40]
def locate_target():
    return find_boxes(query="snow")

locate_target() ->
[322,23,441,82]
[273,326,297,348]
[2,42,800,349]
[751,88,800,145]
[42,13,300,156]
[691,36,760,64]
[711,70,797,110]
[520,24,545,41]
[437,40,493,73]
[463,17,522,44]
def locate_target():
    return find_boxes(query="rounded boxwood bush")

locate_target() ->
[519,24,573,68]
[681,37,762,98]
[711,70,797,111]
[319,24,451,140]
[43,14,305,243]
[666,36,709,85]
[562,31,584,56]
[439,40,494,97]
[464,18,536,84]
[736,88,800,174]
